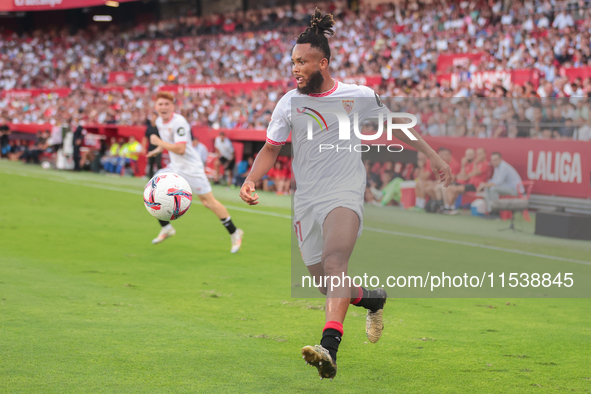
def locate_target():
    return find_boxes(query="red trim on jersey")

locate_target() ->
[351,286,363,305]
[266,137,285,146]
[175,141,187,144]
[162,113,176,125]
[308,80,339,97]
[323,321,344,336]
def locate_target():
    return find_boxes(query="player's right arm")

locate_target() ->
[239,143,282,205]
[240,94,291,206]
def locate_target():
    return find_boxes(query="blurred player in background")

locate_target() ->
[213,131,235,185]
[148,92,243,253]
[192,135,209,165]
[144,112,162,179]
[240,9,451,380]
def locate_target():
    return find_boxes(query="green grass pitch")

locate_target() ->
[1,161,590,393]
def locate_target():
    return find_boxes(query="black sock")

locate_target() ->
[158,220,170,227]
[353,287,382,313]
[220,217,237,235]
[320,329,341,363]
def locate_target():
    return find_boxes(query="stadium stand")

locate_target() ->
[1,0,590,214]
[3,0,591,128]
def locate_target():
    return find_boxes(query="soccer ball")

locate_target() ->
[143,173,193,221]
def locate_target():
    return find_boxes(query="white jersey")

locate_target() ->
[266,81,390,210]
[155,113,204,177]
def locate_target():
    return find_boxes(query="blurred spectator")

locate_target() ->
[453,148,476,187]
[368,170,405,207]
[234,156,253,187]
[0,125,10,158]
[478,152,523,215]
[101,137,122,174]
[115,135,143,176]
[72,123,84,171]
[192,135,209,165]
[444,147,491,214]
[143,113,161,178]
[8,139,26,161]
[89,138,108,173]
[431,147,461,200]
[22,130,49,164]
[213,131,235,184]
[264,160,290,194]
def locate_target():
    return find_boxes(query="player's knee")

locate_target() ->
[201,198,213,210]
[317,286,327,295]
[322,252,348,275]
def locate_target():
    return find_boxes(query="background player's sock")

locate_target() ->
[158,220,170,228]
[220,217,237,235]
[351,287,381,312]
[320,322,343,363]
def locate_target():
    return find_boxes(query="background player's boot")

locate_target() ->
[302,345,337,380]
[230,228,243,253]
[366,288,387,343]
[152,225,176,244]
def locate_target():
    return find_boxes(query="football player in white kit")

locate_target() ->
[148,92,244,253]
[239,9,451,379]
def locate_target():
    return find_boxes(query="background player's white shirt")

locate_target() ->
[155,113,204,176]
[266,81,390,210]
[214,136,234,159]
[194,141,209,164]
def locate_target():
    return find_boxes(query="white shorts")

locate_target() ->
[293,195,364,266]
[155,167,212,196]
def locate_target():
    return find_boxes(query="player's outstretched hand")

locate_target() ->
[240,180,259,205]
[146,146,163,158]
[429,154,452,187]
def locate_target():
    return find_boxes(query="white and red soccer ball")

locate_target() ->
[143,173,193,221]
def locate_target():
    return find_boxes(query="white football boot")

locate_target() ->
[152,225,176,244]
[230,229,244,253]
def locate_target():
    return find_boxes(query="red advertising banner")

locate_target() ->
[159,80,287,95]
[417,137,591,199]
[560,66,591,81]
[1,88,71,98]
[341,75,383,87]
[88,85,148,94]
[437,53,485,73]
[1,86,150,98]
[0,0,137,12]
[438,69,540,90]
[108,72,134,85]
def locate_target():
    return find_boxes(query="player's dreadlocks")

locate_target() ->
[296,8,335,64]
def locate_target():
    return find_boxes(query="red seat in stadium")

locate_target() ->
[461,191,478,206]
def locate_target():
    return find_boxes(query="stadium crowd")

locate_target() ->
[3,91,589,139]
[2,0,591,90]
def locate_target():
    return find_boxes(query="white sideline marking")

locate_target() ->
[364,227,591,267]
[2,167,591,266]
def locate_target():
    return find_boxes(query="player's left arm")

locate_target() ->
[151,119,191,155]
[363,87,452,187]
[146,145,163,157]
[150,134,186,155]
[390,122,452,187]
